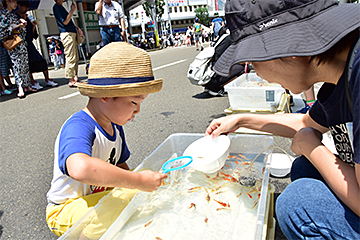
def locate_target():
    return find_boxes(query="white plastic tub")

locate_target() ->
[60,133,275,240]
[225,73,285,111]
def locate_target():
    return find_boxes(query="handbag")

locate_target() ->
[76,28,85,45]
[3,34,22,51]
[56,49,63,55]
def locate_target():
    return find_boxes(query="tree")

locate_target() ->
[195,7,209,26]
[142,0,165,23]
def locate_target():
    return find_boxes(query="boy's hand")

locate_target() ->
[137,170,167,192]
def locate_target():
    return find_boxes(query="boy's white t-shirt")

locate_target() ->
[46,110,130,204]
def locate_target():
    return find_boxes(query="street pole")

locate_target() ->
[76,0,91,55]
[163,0,172,35]
[149,0,159,47]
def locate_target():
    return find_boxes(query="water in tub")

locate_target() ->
[106,153,265,240]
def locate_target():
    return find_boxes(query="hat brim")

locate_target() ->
[214,3,360,76]
[77,79,163,98]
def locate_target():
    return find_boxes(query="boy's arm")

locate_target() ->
[66,153,167,192]
[291,127,360,217]
[206,112,328,139]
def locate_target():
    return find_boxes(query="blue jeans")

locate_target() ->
[276,156,360,239]
[100,27,122,46]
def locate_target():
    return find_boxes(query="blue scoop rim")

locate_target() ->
[162,156,193,174]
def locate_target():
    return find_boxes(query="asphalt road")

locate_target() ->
[0,45,294,239]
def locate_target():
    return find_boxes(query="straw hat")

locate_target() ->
[77,42,163,98]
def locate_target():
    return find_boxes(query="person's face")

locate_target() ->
[7,0,17,10]
[251,57,313,94]
[55,0,64,5]
[103,94,148,126]
[104,0,111,4]
[18,4,29,14]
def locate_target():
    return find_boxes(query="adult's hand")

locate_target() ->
[70,2,76,12]
[205,114,241,138]
[77,27,84,37]
[291,127,323,156]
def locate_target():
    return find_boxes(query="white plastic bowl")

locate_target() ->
[270,153,294,177]
[183,135,230,173]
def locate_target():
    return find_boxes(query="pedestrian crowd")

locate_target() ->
[0,0,60,98]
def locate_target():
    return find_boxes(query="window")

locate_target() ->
[179,6,182,12]
[169,7,172,13]
[189,6,192,11]
[184,6,187,12]
[174,7,177,13]
[135,13,139,19]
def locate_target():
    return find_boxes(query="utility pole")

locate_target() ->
[164,0,172,35]
[149,0,160,47]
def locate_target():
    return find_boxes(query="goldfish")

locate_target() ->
[188,203,196,209]
[188,186,202,193]
[144,220,153,227]
[206,193,211,202]
[216,207,231,211]
[213,199,230,208]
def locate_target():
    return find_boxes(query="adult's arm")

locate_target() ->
[120,17,127,42]
[205,111,328,138]
[62,2,76,26]
[95,0,103,15]
[291,127,360,217]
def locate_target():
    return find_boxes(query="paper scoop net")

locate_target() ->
[161,156,193,174]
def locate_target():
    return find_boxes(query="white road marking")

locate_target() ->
[152,59,187,71]
[58,59,187,99]
[58,92,80,99]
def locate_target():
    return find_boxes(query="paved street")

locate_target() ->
[0,45,295,239]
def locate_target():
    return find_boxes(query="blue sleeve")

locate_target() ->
[117,125,130,164]
[58,115,95,175]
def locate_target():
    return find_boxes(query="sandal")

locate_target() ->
[68,82,78,88]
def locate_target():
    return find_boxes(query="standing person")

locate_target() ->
[296,86,316,113]
[53,0,83,87]
[48,38,59,70]
[46,43,167,238]
[193,17,203,51]
[16,0,58,90]
[0,0,34,98]
[95,0,126,46]
[206,1,360,239]
[54,39,65,69]
[210,12,224,40]
[0,0,16,93]
[186,26,192,47]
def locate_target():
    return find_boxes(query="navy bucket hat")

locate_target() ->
[214,0,360,76]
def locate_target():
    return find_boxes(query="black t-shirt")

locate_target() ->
[309,40,360,166]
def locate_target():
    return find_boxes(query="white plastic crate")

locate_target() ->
[225,73,285,111]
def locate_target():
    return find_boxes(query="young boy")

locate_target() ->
[46,42,167,237]
[206,0,360,239]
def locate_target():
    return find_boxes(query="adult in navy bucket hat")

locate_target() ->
[206,0,360,239]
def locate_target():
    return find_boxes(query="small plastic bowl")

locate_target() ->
[183,135,230,173]
[270,153,294,177]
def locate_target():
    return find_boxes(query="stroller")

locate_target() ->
[187,27,250,96]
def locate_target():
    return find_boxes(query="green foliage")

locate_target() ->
[194,7,209,26]
[142,0,166,22]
